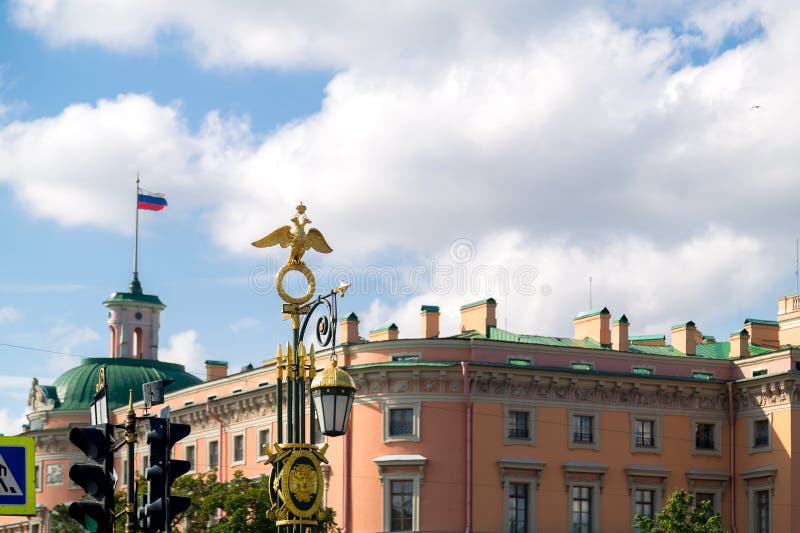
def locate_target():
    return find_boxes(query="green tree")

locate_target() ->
[634,489,726,533]
[48,503,84,533]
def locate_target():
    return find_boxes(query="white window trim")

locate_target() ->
[390,352,422,362]
[231,432,246,466]
[751,367,768,378]
[34,463,42,493]
[625,465,669,524]
[630,413,662,454]
[207,439,220,470]
[257,427,272,460]
[504,405,536,446]
[141,454,150,476]
[568,409,600,450]
[383,401,421,443]
[691,417,723,456]
[563,462,608,533]
[748,414,772,454]
[374,455,427,532]
[498,458,545,533]
[184,442,197,473]
[741,466,776,533]
[686,469,728,516]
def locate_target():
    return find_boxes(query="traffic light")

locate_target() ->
[68,424,115,533]
[138,417,192,531]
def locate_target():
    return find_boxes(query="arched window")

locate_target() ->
[134,327,143,359]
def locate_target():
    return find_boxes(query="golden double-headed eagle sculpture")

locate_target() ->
[251,202,332,263]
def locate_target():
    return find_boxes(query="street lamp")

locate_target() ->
[253,203,355,531]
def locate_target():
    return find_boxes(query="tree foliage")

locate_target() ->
[634,489,726,533]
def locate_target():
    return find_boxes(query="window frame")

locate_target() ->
[507,356,533,367]
[691,417,722,456]
[231,432,245,465]
[498,458,544,533]
[569,409,600,450]
[563,462,607,533]
[504,405,536,446]
[208,439,220,470]
[625,465,668,528]
[374,455,427,533]
[749,415,772,454]
[630,413,662,454]
[257,427,272,460]
[383,401,421,443]
[740,466,777,533]
[34,463,41,493]
[184,443,196,473]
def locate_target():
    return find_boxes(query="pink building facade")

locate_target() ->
[5,284,800,532]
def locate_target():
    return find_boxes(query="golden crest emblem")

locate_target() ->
[289,463,318,503]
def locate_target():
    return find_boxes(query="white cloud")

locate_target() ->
[0,408,28,436]
[159,329,208,372]
[229,318,260,334]
[0,306,22,323]
[3,1,800,340]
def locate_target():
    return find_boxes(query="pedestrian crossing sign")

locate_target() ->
[0,436,35,516]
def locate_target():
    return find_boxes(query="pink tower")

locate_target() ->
[104,273,166,359]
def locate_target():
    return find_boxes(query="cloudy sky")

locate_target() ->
[1,0,799,435]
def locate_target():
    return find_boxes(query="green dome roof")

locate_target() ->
[52,358,202,411]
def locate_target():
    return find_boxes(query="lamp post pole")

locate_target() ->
[254,204,356,533]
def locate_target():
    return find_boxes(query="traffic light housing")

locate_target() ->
[138,418,192,531]
[68,424,115,533]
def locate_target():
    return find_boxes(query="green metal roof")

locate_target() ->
[52,357,202,411]
[103,275,165,307]
[369,323,398,334]
[744,318,779,326]
[343,312,359,321]
[629,334,666,342]
[574,307,610,320]
[205,360,228,366]
[629,342,774,359]
[460,298,496,310]
[487,327,608,349]
[420,305,440,313]
[612,314,629,324]
[671,321,695,329]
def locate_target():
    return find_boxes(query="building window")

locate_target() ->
[185,445,196,471]
[232,434,245,464]
[630,414,662,453]
[391,353,421,362]
[142,455,149,474]
[508,357,532,367]
[572,486,592,532]
[509,411,529,439]
[383,402,420,442]
[571,362,593,371]
[30,524,40,533]
[376,455,426,532]
[695,492,716,515]
[34,464,41,492]
[691,419,721,455]
[632,366,654,375]
[508,482,529,532]
[390,479,414,531]
[634,489,655,521]
[574,415,593,443]
[208,440,219,469]
[122,460,128,485]
[133,327,143,358]
[755,490,769,533]
[749,417,771,453]
[390,408,413,436]
[313,416,326,445]
[691,371,713,380]
[695,423,714,449]
[258,429,271,458]
[752,368,768,377]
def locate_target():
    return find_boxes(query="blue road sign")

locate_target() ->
[0,436,35,516]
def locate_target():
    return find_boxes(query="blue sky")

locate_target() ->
[1,0,799,434]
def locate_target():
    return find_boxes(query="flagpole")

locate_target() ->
[134,173,140,277]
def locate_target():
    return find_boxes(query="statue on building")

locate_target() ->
[27,377,55,412]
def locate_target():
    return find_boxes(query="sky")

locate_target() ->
[1,0,799,435]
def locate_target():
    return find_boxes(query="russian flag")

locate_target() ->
[137,188,168,211]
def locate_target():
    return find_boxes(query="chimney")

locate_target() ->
[421,305,440,338]
[368,323,399,342]
[573,307,611,345]
[339,312,361,344]
[611,314,629,351]
[671,321,697,356]
[778,295,800,346]
[460,298,497,335]
[205,360,228,381]
[729,329,750,358]
[744,318,780,349]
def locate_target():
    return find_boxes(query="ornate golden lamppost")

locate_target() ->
[253,204,356,532]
